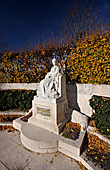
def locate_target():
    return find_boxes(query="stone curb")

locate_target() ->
[0,122,13,126]
[80,154,102,170]
[0,110,28,115]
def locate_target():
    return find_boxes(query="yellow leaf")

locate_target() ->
[82,166,86,170]
[54,154,57,157]
[49,160,53,164]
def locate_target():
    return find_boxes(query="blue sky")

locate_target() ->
[0,0,110,51]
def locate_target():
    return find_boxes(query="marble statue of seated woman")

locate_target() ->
[37,58,61,98]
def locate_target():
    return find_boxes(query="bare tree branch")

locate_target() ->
[60,0,109,45]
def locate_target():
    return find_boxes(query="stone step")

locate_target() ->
[13,117,95,169]
[19,119,86,156]
[21,123,59,153]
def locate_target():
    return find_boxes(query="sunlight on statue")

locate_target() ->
[37,58,61,98]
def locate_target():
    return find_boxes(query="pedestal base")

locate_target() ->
[28,117,68,134]
[28,96,68,134]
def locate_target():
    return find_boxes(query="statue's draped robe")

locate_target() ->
[40,65,60,97]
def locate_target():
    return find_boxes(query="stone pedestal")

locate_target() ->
[28,74,68,134]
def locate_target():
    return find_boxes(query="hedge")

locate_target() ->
[0,90,36,111]
[90,95,110,136]
[66,31,110,84]
[0,45,70,83]
[0,31,110,84]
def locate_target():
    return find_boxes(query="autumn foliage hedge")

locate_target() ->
[0,45,70,83]
[0,31,110,84]
[0,90,36,111]
[67,31,110,84]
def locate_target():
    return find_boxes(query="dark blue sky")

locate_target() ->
[0,0,110,51]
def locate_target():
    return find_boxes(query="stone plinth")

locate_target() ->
[28,96,68,134]
[28,74,68,134]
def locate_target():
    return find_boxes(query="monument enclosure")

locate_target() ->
[13,58,88,158]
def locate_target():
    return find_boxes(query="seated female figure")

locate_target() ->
[38,58,60,98]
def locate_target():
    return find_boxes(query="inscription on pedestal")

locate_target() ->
[37,107,50,117]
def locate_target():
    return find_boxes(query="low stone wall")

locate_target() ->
[0,83,110,117]
[0,83,38,90]
[67,84,110,117]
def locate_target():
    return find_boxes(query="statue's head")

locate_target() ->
[52,58,57,65]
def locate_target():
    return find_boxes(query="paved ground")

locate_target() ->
[0,129,83,170]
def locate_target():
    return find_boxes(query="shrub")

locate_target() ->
[62,122,81,140]
[0,31,110,84]
[0,45,70,83]
[0,90,36,111]
[90,95,110,136]
[66,31,110,84]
